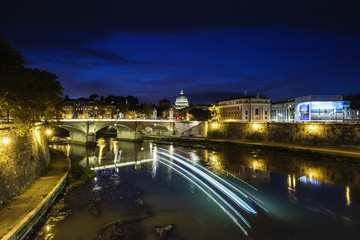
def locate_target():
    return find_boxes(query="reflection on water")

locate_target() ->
[346,186,351,206]
[46,139,360,239]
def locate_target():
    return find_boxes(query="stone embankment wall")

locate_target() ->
[186,122,360,148]
[0,124,51,205]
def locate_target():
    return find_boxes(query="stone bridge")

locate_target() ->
[50,119,201,144]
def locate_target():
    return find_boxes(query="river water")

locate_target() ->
[33,138,360,240]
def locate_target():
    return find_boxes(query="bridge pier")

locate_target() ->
[116,130,143,141]
[70,132,97,145]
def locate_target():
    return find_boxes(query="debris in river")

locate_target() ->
[133,198,144,206]
[97,220,123,240]
[88,191,102,217]
[49,210,72,222]
[154,224,174,239]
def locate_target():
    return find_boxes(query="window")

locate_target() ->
[245,111,248,115]
[255,109,259,115]
[265,111,268,115]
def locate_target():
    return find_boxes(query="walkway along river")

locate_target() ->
[31,138,360,240]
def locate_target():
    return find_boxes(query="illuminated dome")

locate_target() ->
[174,90,189,109]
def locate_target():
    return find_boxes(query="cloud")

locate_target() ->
[1,0,360,35]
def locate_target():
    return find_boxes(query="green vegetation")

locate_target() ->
[0,35,64,135]
[68,163,95,188]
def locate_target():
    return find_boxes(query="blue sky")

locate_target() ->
[1,0,360,104]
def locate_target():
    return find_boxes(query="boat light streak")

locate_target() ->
[166,148,260,192]
[158,157,250,234]
[158,148,267,213]
[157,151,257,214]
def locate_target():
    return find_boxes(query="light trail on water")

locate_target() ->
[158,158,249,236]
[157,150,258,214]
[158,148,268,213]
[93,145,267,236]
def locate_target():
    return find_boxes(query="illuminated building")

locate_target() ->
[294,95,349,122]
[216,93,271,122]
[62,99,117,119]
[271,98,295,122]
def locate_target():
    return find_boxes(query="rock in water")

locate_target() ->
[88,203,100,217]
[97,220,123,240]
[49,210,72,222]
[133,198,144,206]
[155,224,174,239]
[110,222,123,240]
[88,191,102,217]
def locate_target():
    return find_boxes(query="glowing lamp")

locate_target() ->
[46,129,52,135]
[2,138,10,144]
[308,125,318,133]
[252,123,260,130]
[212,122,219,129]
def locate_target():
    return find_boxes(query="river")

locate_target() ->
[32,138,360,240]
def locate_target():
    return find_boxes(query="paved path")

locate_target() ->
[0,151,70,240]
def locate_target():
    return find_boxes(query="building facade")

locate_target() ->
[62,100,117,119]
[217,94,271,122]
[271,99,295,122]
[294,95,345,122]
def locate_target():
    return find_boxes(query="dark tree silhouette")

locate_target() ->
[0,35,64,135]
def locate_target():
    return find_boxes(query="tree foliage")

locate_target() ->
[140,102,155,119]
[189,108,211,121]
[350,94,360,110]
[126,96,139,110]
[0,35,64,135]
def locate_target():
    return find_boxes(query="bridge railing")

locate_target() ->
[52,119,175,122]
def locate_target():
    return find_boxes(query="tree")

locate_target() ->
[89,94,99,100]
[350,94,360,110]
[0,35,64,135]
[126,96,139,110]
[105,95,117,105]
[117,96,128,113]
[189,108,211,121]
[0,35,25,123]
[210,105,219,122]
[140,102,154,119]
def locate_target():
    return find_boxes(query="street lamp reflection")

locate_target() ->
[346,186,351,206]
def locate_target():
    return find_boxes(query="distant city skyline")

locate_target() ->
[1,0,360,104]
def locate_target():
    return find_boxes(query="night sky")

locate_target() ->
[1,0,360,104]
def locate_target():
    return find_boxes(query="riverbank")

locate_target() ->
[0,150,70,240]
[144,136,360,160]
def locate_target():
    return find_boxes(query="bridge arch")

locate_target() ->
[140,124,172,136]
[49,119,179,144]
[95,123,138,140]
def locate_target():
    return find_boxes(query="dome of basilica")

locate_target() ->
[174,90,189,109]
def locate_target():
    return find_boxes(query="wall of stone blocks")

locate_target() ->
[189,122,360,148]
[0,124,50,205]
